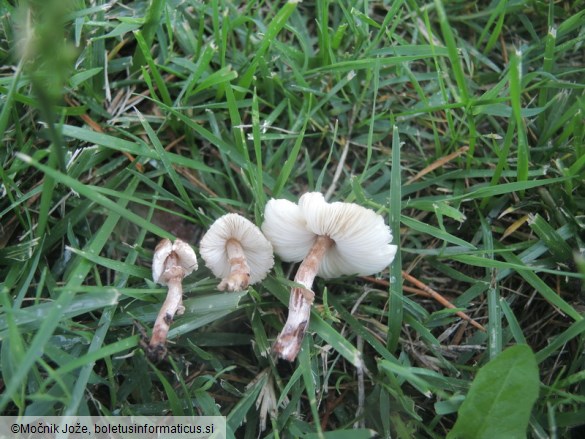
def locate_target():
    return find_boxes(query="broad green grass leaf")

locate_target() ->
[168,291,247,339]
[193,66,238,94]
[111,291,247,340]
[448,345,539,439]
[379,360,433,397]
[0,292,119,335]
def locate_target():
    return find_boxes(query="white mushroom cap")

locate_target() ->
[199,213,274,285]
[262,192,397,278]
[152,238,198,285]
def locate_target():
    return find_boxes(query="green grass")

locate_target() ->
[1,0,584,437]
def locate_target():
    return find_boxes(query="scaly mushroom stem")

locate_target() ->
[218,238,251,291]
[273,235,334,361]
[148,260,186,361]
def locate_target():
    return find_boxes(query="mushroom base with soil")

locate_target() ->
[147,267,185,360]
[147,238,197,361]
[273,235,333,361]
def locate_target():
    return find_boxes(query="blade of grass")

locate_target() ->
[535,318,585,363]
[433,0,469,103]
[329,295,398,363]
[401,215,476,249]
[509,49,529,193]
[251,87,265,211]
[16,153,173,239]
[0,58,24,141]
[0,289,28,411]
[481,214,502,359]
[299,338,323,438]
[527,214,573,262]
[148,361,185,415]
[500,298,527,344]
[132,0,166,72]
[0,292,119,335]
[481,0,508,53]
[136,109,196,213]
[449,254,582,279]
[61,124,217,174]
[496,244,582,322]
[316,0,331,66]
[537,25,557,132]
[387,125,403,353]
[272,98,310,198]
[64,174,143,415]
[236,1,298,98]
[227,372,266,432]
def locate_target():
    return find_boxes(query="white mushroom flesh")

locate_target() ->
[263,192,397,278]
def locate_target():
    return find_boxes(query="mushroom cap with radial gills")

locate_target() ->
[152,238,198,284]
[261,192,397,278]
[199,213,274,287]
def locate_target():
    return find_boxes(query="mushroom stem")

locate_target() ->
[273,235,334,361]
[148,266,185,360]
[218,238,251,291]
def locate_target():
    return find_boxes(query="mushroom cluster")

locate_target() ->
[146,193,397,363]
[147,214,273,360]
[262,192,397,361]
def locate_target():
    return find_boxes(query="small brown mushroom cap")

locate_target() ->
[152,238,198,284]
[262,192,397,278]
[199,213,274,286]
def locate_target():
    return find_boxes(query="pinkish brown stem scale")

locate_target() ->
[273,235,334,361]
[218,238,251,291]
[148,254,186,360]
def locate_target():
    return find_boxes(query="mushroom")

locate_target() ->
[261,192,397,361]
[199,213,274,291]
[148,238,198,360]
